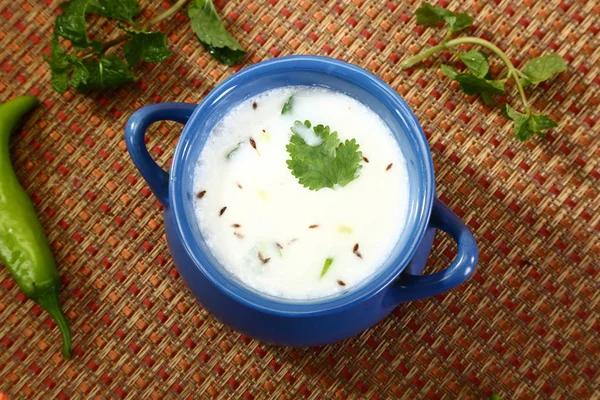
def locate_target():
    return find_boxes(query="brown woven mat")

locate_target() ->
[1,0,599,398]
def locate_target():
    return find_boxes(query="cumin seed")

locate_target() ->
[276,242,283,249]
[258,252,270,264]
[386,163,393,171]
[234,232,244,239]
[197,190,206,199]
[362,156,369,163]
[252,102,257,109]
[237,183,243,189]
[337,280,346,286]
[232,223,241,228]
[353,243,359,253]
[308,224,319,229]
[249,137,257,150]
[219,206,227,216]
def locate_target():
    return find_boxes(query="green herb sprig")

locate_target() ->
[46,0,246,94]
[286,120,363,191]
[402,3,567,141]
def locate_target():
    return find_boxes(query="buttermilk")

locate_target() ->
[193,86,410,299]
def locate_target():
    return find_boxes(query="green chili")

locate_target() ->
[0,96,71,358]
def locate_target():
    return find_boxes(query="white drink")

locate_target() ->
[193,87,409,299]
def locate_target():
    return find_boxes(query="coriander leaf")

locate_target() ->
[440,64,458,79]
[188,0,246,66]
[520,54,567,87]
[333,139,362,187]
[454,74,506,105]
[74,55,135,92]
[45,37,72,94]
[458,50,489,78]
[281,95,293,115]
[415,3,472,33]
[55,0,102,52]
[122,27,171,66]
[286,121,362,191]
[87,0,139,22]
[502,104,558,141]
[320,258,333,278]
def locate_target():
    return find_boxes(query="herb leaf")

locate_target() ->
[415,3,472,33]
[503,104,558,141]
[87,0,139,22]
[69,57,91,88]
[520,54,567,87]
[122,28,171,66]
[281,95,293,115]
[286,121,362,191]
[442,65,505,105]
[440,64,458,79]
[226,141,243,159]
[458,50,489,78]
[55,0,102,52]
[75,56,135,92]
[45,37,73,94]
[320,258,333,278]
[188,0,246,65]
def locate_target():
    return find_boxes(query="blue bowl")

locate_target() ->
[125,55,478,346]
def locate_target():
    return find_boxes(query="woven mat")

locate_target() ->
[1,0,599,398]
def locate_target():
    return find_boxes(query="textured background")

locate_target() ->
[1,0,599,399]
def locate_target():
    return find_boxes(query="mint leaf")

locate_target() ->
[442,65,505,105]
[320,258,333,278]
[440,64,458,79]
[415,3,472,33]
[69,57,91,88]
[529,113,558,132]
[455,74,505,97]
[503,104,557,141]
[188,0,246,66]
[122,28,170,66]
[286,121,362,191]
[55,0,102,52]
[74,55,135,92]
[520,54,567,87]
[45,37,72,93]
[458,50,489,78]
[281,95,293,115]
[45,36,93,93]
[87,0,139,22]
[457,75,505,105]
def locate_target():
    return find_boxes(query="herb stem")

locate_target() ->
[81,0,190,60]
[511,70,530,113]
[401,36,530,113]
[149,0,191,25]
[400,43,447,69]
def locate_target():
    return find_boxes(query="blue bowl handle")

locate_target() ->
[125,103,197,206]
[388,198,478,304]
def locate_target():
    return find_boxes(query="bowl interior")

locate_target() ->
[171,56,434,314]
